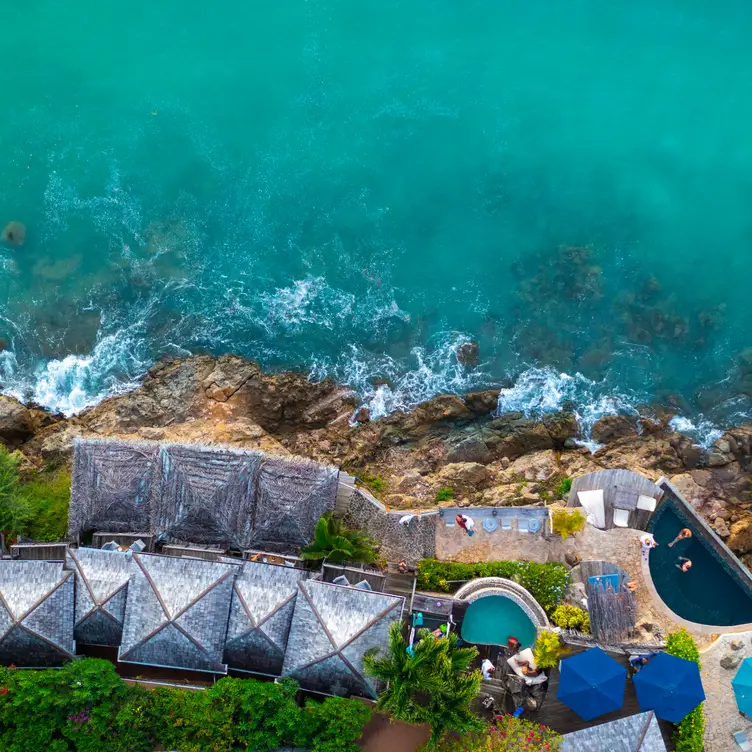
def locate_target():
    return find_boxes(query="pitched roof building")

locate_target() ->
[561,711,667,751]
[66,547,132,646]
[118,553,238,673]
[0,561,75,667]
[282,580,403,698]
[223,560,312,676]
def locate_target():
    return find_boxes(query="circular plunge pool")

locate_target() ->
[460,595,538,649]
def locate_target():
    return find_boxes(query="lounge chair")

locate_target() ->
[613,508,630,527]
[354,580,372,590]
[637,494,657,512]
[517,518,530,533]
[332,575,350,586]
[501,516,512,531]
[734,731,752,751]
[507,648,548,686]
[577,489,606,529]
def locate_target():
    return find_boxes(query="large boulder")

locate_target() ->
[481,485,522,506]
[0,396,34,445]
[437,462,494,494]
[1,221,26,246]
[542,412,579,444]
[508,450,558,482]
[727,517,752,556]
[463,389,500,416]
[591,415,638,444]
[484,414,554,460]
[445,434,493,464]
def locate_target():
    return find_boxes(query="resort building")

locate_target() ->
[0,560,75,667]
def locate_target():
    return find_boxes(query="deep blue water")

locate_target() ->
[1,0,751,440]
[649,500,752,626]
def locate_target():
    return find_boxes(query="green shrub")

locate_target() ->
[533,630,563,670]
[550,508,586,541]
[359,473,387,495]
[417,559,570,613]
[426,715,562,751]
[21,469,71,541]
[550,605,590,633]
[555,477,572,498]
[0,658,371,752]
[300,513,378,565]
[434,487,454,503]
[666,629,704,752]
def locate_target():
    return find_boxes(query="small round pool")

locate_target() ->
[460,595,537,648]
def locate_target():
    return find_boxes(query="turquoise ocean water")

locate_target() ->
[1,0,751,440]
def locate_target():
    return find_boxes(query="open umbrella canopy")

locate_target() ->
[633,652,705,723]
[733,658,752,718]
[556,646,627,721]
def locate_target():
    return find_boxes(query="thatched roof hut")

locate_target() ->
[118,553,238,673]
[0,561,75,667]
[282,580,403,698]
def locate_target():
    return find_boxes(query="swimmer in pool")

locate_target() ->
[668,528,692,547]
[676,557,692,572]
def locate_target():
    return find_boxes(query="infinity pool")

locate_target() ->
[460,595,537,648]
[648,498,752,626]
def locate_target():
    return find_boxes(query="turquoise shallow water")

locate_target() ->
[1,1,751,437]
[461,595,537,648]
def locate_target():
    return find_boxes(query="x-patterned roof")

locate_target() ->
[282,580,403,698]
[119,553,238,673]
[0,561,75,667]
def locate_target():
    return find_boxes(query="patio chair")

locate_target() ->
[613,508,630,527]
[733,731,752,751]
[517,518,530,533]
[577,489,606,529]
[332,575,350,586]
[354,580,372,590]
[637,494,657,512]
[501,516,512,531]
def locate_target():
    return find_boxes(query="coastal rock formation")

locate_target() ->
[4,353,752,554]
[1,221,26,246]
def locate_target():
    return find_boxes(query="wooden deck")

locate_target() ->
[567,469,663,531]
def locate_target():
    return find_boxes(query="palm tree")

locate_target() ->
[363,622,482,747]
[300,513,378,565]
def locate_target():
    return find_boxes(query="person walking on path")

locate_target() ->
[668,528,692,547]
[399,513,420,528]
[455,514,475,536]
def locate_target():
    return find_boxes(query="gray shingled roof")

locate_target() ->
[118,553,238,673]
[561,711,667,751]
[282,580,403,698]
[0,561,75,667]
[222,559,312,675]
[66,547,132,646]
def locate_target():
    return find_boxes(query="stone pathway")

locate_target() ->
[700,632,751,752]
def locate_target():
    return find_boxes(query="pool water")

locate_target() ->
[648,499,752,626]
[460,595,537,648]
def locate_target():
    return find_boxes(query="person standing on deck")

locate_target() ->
[481,658,495,680]
[455,514,475,536]
[636,532,657,561]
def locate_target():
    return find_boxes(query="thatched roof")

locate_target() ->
[66,547,132,647]
[222,559,312,675]
[561,711,666,751]
[68,440,339,553]
[0,561,75,667]
[118,553,238,673]
[282,580,403,698]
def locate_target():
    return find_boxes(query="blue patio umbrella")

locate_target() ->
[556,646,627,721]
[633,652,705,723]
[733,658,752,717]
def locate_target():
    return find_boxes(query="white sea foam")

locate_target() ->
[668,415,723,449]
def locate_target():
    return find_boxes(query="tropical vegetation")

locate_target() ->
[300,512,379,565]
[532,630,563,670]
[550,508,586,541]
[425,716,562,751]
[363,622,482,747]
[665,629,704,752]
[417,559,570,613]
[434,487,455,502]
[0,446,71,542]
[0,658,371,752]
[555,477,572,498]
[550,604,590,633]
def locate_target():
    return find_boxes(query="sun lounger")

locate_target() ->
[517,518,530,533]
[637,494,657,512]
[507,648,548,686]
[613,508,630,527]
[501,517,512,531]
[577,489,606,529]
[733,731,752,751]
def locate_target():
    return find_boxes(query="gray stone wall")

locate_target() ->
[343,488,437,565]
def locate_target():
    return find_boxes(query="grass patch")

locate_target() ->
[358,472,387,495]
[434,487,454,503]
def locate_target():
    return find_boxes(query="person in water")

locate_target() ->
[668,528,692,547]
[676,557,692,572]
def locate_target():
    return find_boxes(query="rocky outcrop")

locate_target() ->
[3,353,752,551]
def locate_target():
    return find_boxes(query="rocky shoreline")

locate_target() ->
[1,353,751,560]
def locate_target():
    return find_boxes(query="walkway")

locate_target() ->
[699,632,751,752]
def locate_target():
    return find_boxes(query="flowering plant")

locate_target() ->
[425,716,562,751]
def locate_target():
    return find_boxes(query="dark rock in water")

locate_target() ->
[464,389,499,416]
[1,222,26,246]
[457,341,480,366]
[0,396,34,445]
[670,435,703,469]
[354,407,370,424]
[591,415,638,444]
[446,435,493,465]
